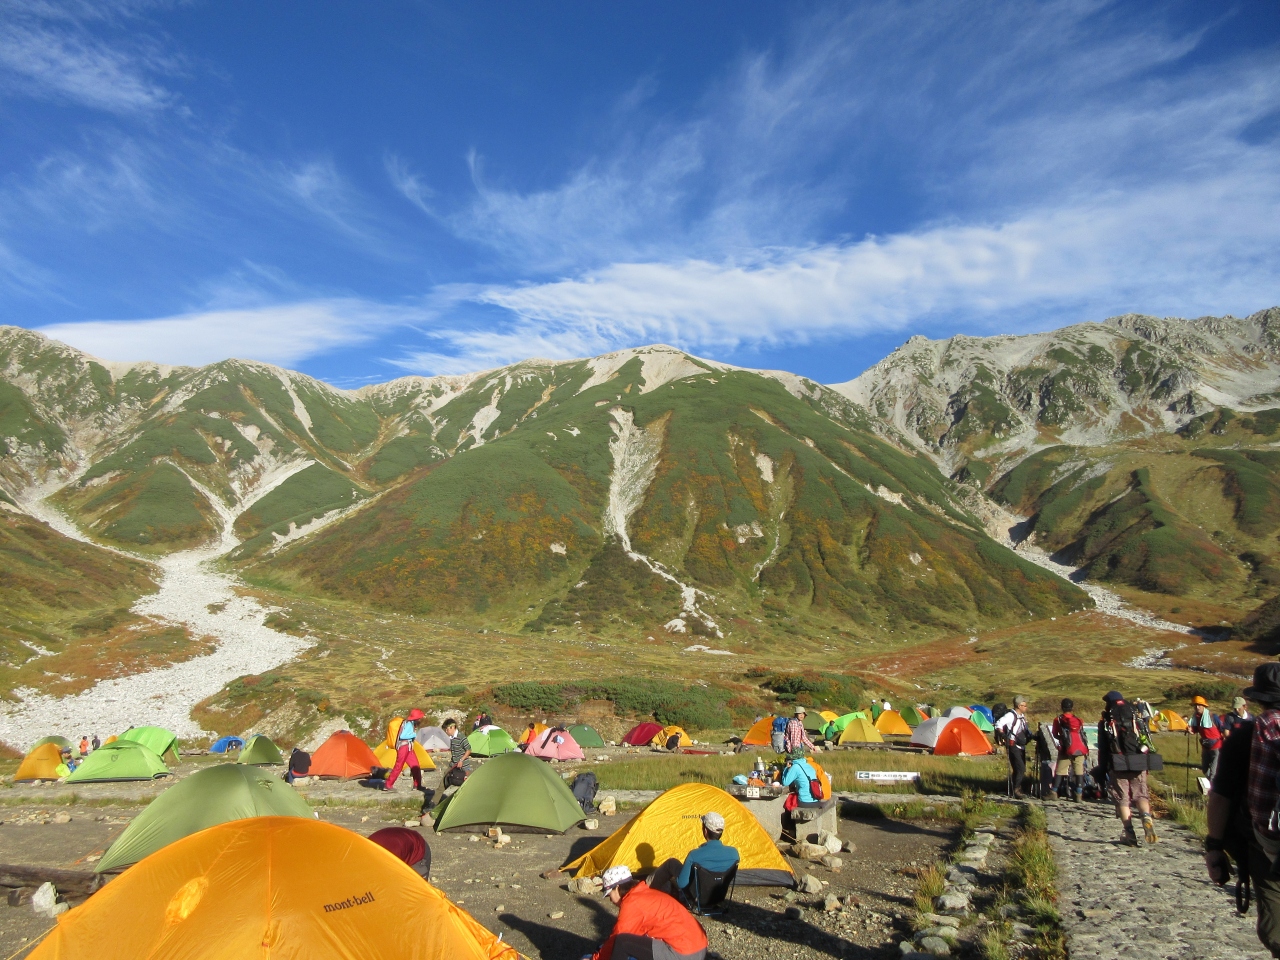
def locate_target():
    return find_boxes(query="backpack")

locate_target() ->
[572,772,599,814]
[289,749,311,776]
[794,760,824,801]
[772,716,789,735]
[1056,715,1083,756]
[1104,702,1142,756]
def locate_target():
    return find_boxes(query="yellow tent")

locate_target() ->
[28,817,518,960]
[818,710,840,723]
[874,710,913,736]
[1157,710,1189,732]
[837,717,884,745]
[566,783,794,887]
[14,743,67,782]
[653,725,692,748]
[372,741,437,770]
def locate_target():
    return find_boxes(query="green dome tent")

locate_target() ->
[968,711,995,733]
[830,712,867,733]
[32,735,74,753]
[433,753,586,834]
[65,741,169,783]
[467,727,519,757]
[96,765,312,872]
[118,726,179,762]
[899,705,928,728]
[237,734,284,766]
[567,724,605,749]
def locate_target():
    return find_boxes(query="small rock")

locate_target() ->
[820,855,843,870]
[549,911,565,920]
[796,873,823,895]
[1011,922,1036,941]
[468,835,482,842]
[784,906,803,920]
[919,935,951,956]
[583,818,599,830]
[783,891,798,902]
[53,813,71,824]
[541,869,565,880]
[823,893,842,912]
[598,796,617,815]
[935,891,970,914]
[31,883,65,919]
[495,905,505,912]
[817,832,842,855]
[404,820,421,828]
[841,840,856,854]
[998,904,1020,918]
[791,841,828,861]
[921,913,959,928]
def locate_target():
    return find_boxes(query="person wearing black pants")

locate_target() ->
[995,696,1031,798]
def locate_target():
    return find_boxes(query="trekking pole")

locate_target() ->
[1184,731,1192,794]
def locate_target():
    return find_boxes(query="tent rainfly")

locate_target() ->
[433,753,586,834]
[238,734,284,766]
[209,736,243,753]
[466,728,519,757]
[65,741,169,783]
[836,717,884,745]
[309,731,379,780]
[898,705,928,727]
[567,724,606,748]
[566,783,795,887]
[15,743,67,782]
[913,717,992,756]
[621,722,665,746]
[524,729,585,761]
[874,710,913,736]
[29,817,520,960]
[656,725,692,748]
[118,726,179,762]
[518,723,549,745]
[417,726,452,751]
[741,717,776,746]
[372,741,437,770]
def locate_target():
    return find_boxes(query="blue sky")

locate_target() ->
[3,1,1279,386]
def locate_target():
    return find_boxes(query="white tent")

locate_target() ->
[416,726,451,751]
[910,716,955,749]
[942,706,973,720]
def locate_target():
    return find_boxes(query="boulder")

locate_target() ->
[598,796,617,816]
[935,891,970,914]
[796,873,824,895]
[31,883,67,919]
[823,893,842,912]
[919,935,952,956]
[784,906,803,920]
[791,841,828,861]
[817,830,842,855]
[820,855,843,870]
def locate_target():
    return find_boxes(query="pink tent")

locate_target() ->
[524,728,585,761]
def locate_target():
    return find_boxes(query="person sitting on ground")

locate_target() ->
[1189,695,1224,780]
[59,747,77,773]
[284,747,310,784]
[1222,696,1251,737]
[383,708,425,791]
[1098,690,1157,846]
[441,718,472,788]
[1049,698,1089,802]
[589,865,708,960]
[646,811,741,900]
[1204,663,1280,957]
[783,706,817,754]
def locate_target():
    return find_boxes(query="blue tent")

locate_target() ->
[210,736,244,754]
[969,705,995,724]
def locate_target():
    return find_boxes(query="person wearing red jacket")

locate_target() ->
[1189,696,1224,780]
[1050,699,1089,802]
[589,865,707,960]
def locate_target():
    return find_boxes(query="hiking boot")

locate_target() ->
[1143,818,1158,845]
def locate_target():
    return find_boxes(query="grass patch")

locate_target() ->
[912,862,946,915]
[985,803,1066,960]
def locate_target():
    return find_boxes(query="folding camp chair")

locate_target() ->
[682,863,737,917]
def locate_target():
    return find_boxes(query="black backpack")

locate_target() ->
[572,772,599,814]
[1104,702,1142,755]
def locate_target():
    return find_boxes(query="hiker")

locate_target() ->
[882,698,892,713]
[1049,698,1088,802]
[1223,696,1251,737]
[783,706,817,754]
[78,736,89,756]
[1190,695,1224,780]
[775,749,823,841]
[60,747,77,772]
[590,865,708,960]
[384,709,425,791]
[1098,690,1157,846]
[368,826,431,881]
[521,722,539,746]
[1204,663,1280,957]
[770,715,788,754]
[442,718,472,788]
[994,696,1031,798]
[90,733,100,751]
[472,710,493,731]
[647,811,741,899]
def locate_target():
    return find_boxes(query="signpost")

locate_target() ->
[856,771,921,783]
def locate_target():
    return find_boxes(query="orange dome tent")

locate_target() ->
[741,716,777,746]
[15,743,66,782]
[930,717,992,756]
[28,817,518,960]
[309,731,379,780]
[874,710,912,736]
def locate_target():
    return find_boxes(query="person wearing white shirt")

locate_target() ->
[994,696,1031,798]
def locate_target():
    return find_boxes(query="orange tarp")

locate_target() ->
[309,730,379,780]
[28,817,519,960]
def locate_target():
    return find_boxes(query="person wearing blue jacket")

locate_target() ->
[647,812,740,898]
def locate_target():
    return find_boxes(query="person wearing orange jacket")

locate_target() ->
[588,865,707,960]
[384,708,425,791]
[1189,695,1223,781]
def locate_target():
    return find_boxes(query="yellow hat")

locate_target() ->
[1192,695,1209,707]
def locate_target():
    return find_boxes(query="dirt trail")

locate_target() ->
[0,477,314,749]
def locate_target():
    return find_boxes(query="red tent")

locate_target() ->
[309,730,379,779]
[525,729,585,761]
[930,718,992,757]
[622,722,665,746]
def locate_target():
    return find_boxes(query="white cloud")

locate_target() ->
[38,299,423,368]
[0,18,173,114]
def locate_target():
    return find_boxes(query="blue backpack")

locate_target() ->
[771,716,788,734]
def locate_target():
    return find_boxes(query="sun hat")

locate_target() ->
[601,865,633,894]
[794,705,806,715]
[701,811,725,833]
[1191,695,1209,707]
[407,709,424,721]
[788,747,807,760]
[1243,663,1280,706]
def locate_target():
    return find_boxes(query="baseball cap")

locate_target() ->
[702,811,725,832]
[1235,697,1248,710]
[601,865,632,893]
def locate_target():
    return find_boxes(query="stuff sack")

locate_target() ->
[572,771,599,814]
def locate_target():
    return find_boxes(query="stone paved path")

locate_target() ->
[1045,799,1268,960]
